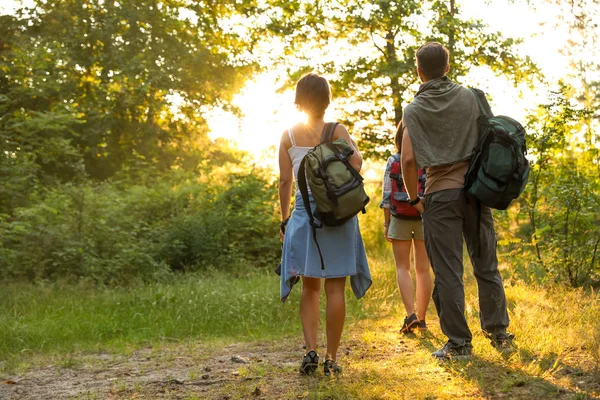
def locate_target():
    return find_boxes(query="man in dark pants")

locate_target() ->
[400,41,514,359]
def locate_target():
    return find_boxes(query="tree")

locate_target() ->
[559,0,600,146]
[0,0,260,186]
[0,13,84,213]
[517,85,600,287]
[266,0,540,158]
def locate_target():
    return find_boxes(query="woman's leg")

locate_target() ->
[413,239,432,321]
[392,239,415,316]
[300,276,321,352]
[324,277,346,361]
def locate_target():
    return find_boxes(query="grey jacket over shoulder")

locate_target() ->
[403,76,482,169]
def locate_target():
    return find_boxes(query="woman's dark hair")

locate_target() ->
[294,73,331,117]
[394,122,403,154]
[416,41,450,80]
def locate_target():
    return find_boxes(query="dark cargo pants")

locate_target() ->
[423,188,509,349]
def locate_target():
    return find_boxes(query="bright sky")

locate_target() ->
[207,0,576,170]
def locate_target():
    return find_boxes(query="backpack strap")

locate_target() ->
[320,122,338,143]
[297,154,326,270]
[467,89,489,257]
[470,88,494,118]
[389,153,402,182]
[321,121,363,182]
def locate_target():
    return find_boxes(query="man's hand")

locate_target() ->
[414,201,425,214]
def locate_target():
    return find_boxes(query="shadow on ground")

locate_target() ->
[418,335,598,399]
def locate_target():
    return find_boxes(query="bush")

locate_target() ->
[358,182,390,260]
[0,169,280,284]
[161,173,280,271]
[495,87,600,287]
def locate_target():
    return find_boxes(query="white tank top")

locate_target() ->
[286,127,312,195]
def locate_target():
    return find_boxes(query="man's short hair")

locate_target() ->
[294,73,331,117]
[416,42,450,80]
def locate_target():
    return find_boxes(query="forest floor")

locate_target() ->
[2,312,599,400]
[2,255,600,399]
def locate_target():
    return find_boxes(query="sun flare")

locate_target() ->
[206,0,577,166]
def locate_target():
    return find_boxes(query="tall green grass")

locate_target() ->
[0,271,287,359]
[0,261,396,367]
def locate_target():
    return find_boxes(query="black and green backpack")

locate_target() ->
[297,122,370,269]
[464,89,530,210]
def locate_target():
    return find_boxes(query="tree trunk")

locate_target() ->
[385,30,403,127]
[448,0,456,55]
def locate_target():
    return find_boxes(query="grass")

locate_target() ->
[0,261,380,371]
[0,247,599,398]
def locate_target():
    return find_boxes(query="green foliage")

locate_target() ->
[0,263,376,362]
[162,172,281,272]
[550,0,600,145]
[0,0,259,191]
[1,0,597,291]
[496,85,600,287]
[0,1,283,283]
[0,170,280,284]
[267,0,540,158]
[358,181,390,260]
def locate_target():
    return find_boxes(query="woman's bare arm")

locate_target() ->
[278,132,294,224]
[332,124,363,172]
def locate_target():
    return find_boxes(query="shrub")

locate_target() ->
[0,169,280,284]
[495,87,600,287]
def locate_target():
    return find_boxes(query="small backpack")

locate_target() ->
[298,122,370,269]
[464,89,530,210]
[389,154,426,219]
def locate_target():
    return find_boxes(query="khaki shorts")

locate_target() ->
[388,217,424,241]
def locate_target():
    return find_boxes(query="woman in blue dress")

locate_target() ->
[278,73,372,376]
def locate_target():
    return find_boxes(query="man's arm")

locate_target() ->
[401,127,425,213]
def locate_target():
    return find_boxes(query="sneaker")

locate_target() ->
[418,319,428,331]
[299,350,319,375]
[400,313,420,334]
[431,342,472,360]
[323,358,342,376]
[485,331,516,352]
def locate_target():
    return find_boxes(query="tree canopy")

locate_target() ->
[265,0,539,157]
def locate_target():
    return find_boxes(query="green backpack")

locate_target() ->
[464,89,530,210]
[297,122,370,269]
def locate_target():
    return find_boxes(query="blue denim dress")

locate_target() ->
[280,193,372,302]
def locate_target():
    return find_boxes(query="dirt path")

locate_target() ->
[2,316,599,399]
